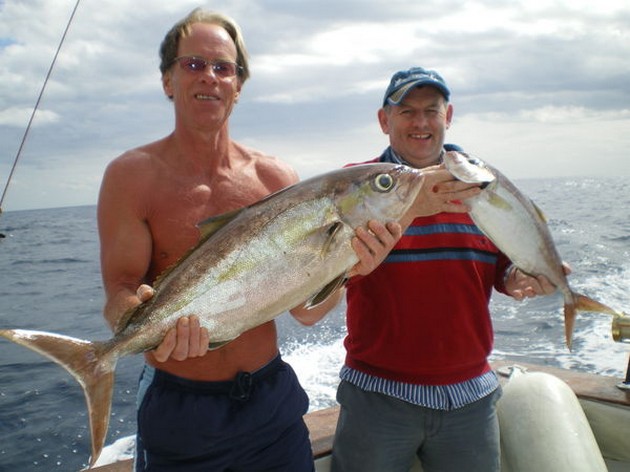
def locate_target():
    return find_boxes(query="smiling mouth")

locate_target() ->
[410,133,431,140]
[195,94,219,101]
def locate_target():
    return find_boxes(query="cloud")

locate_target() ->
[0,107,60,127]
[0,0,629,211]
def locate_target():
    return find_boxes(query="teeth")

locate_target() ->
[411,133,430,139]
[195,94,217,100]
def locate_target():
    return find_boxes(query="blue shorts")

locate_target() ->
[135,354,313,471]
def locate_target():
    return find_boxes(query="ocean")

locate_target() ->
[0,176,629,471]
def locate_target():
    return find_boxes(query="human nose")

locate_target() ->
[201,68,219,81]
[410,112,429,127]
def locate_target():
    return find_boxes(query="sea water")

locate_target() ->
[0,177,628,471]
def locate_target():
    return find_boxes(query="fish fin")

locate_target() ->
[321,222,344,256]
[563,303,577,351]
[208,339,234,350]
[114,306,136,335]
[150,209,246,290]
[563,293,622,350]
[304,273,348,309]
[532,201,548,223]
[574,293,622,317]
[197,208,244,239]
[0,329,116,467]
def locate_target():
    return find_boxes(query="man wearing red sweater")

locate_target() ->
[313,67,557,472]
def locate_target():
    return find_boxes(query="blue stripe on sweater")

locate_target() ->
[386,249,497,264]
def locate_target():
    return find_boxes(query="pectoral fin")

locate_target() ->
[321,221,344,256]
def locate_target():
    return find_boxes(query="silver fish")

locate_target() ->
[443,150,623,349]
[0,163,423,467]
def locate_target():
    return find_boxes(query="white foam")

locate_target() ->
[93,435,135,467]
[282,336,346,411]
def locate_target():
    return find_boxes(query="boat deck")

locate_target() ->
[90,361,630,472]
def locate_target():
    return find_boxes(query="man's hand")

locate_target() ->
[348,220,402,277]
[412,167,481,217]
[505,263,572,301]
[136,284,211,362]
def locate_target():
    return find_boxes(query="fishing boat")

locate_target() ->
[91,359,630,472]
[3,5,628,472]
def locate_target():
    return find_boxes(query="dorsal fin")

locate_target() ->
[197,208,244,239]
[150,208,245,289]
[532,201,547,223]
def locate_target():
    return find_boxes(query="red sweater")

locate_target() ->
[344,211,512,386]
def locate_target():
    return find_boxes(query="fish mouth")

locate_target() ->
[444,151,495,185]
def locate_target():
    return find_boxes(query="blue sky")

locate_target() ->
[1,0,629,211]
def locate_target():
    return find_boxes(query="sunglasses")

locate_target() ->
[171,56,243,79]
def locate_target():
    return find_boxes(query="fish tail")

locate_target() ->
[574,293,623,317]
[563,293,623,350]
[563,303,577,351]
[0,329,116,467]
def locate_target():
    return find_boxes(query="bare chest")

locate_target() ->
[145,171,276,278]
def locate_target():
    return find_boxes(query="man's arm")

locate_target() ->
[98,158,154,331]
[97,158,209,362]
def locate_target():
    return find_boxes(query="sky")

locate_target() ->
[0,0,629,211]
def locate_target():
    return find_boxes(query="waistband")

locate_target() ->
[146,353,284,401]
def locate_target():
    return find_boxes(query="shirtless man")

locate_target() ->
[98,8,477,471]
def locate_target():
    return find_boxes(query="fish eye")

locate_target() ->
[373,173,394,192]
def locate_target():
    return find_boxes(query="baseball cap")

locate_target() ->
[383,67,450,106]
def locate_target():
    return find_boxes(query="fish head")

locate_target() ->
[443,150,496,185]
[334,163,424,227]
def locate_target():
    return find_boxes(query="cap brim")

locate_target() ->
[385,79,449,105]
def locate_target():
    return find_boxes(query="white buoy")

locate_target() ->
[497,366,607,472]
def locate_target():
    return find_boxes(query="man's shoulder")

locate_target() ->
[232,141,281,166]
[106,140,163,174]
[232,141,299,189]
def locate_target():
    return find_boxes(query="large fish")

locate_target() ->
[0,163,423,468]
[443,151,623,349]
